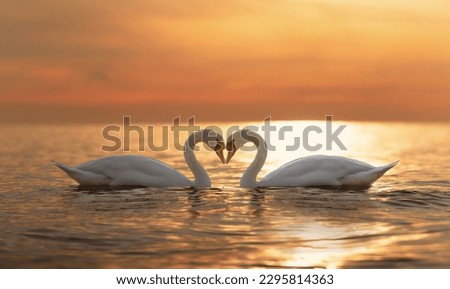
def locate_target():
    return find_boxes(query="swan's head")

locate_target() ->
[225,129,261,164]
[188,129,226,163]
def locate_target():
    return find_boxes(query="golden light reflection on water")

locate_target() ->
[276,222,420,269]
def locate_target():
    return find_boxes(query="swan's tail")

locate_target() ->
[341,160,399,187]
[376,160,399,174]
[53,160,108,185]
[52,160,72,173]
[52,160,80,181]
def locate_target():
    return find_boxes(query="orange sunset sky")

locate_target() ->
[0,0,449,122]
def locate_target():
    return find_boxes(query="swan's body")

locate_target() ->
[257,155,398,187]
[53,155,193,187]
[54,129,225,187]
[226,130,398,188]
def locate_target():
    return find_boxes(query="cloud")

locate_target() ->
[0,0,449,120]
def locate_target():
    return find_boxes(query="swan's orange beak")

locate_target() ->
[216,149,226,164]
[225,141,237,164]
[213,142,226,164]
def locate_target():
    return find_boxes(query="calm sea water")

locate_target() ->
[0,121,449,268]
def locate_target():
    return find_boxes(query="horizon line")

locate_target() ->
[1,102,449,123]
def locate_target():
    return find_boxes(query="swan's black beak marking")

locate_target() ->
[214,143,226,164]
[225,141,237,164]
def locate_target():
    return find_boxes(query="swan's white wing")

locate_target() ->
[56,155,192,187]
[259,155,378,187]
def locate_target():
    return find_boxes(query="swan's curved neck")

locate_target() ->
[184,133,211,187]
[241,133,267,188]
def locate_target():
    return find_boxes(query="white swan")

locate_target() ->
[53,129,225,187]
[225,129,398,188]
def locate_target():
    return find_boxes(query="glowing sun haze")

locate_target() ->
[1,0,449,122]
